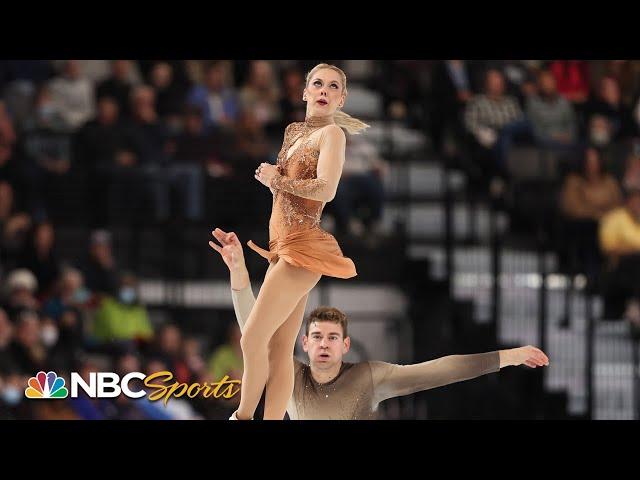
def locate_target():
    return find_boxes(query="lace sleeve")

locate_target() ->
[270,124,346,202]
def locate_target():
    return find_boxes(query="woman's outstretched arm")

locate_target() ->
[263,124,347,202]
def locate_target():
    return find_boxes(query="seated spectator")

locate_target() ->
[47,60,95,132]
[0,308,16,374]
[549,60,590,105]
[431,60,479,157]
[584,76,637,147]
[186,61,239,130]
[148,323,192,384]
[561,147,622,279]
[126,85,202,222]
[0,182,32,270]
[82,229,119,296]
[239,60,281,136]
[96,60,137,117]
[527,69,579,152]
[207,322,242,416]
[279,66,307,130]
[148,62,188,129]
[464,69,530,182]
[1,269,40,321]
[8,309,46,374]
[172,105,235,178]
[623,151,640,191]
[73,96,133,226]
[91,271,153,348]
[328,134,388,240]
[17,221,60,300]
[599,188,640,330]
[42,266,90,361]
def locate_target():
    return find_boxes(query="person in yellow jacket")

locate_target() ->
[599,188,640,328]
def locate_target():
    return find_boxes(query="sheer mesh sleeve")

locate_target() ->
[370,352,501,406]
[270,124,346,202]
[231,284,256,332]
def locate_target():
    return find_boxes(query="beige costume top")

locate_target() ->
[247,116,356,279]
[231,284,501,420]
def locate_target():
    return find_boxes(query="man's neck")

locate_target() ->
[310,361,343,384]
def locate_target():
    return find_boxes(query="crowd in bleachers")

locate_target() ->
[431,60,640,332]
[1,60,640,419]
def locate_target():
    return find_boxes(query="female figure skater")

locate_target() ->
[227,63,368,420]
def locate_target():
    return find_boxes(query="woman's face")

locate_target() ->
[303,68,345,117]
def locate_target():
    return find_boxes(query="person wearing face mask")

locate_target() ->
[92,272,153,349]
[222,63,369,421]
[599,188,640,333]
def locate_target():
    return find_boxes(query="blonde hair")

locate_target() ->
[305,63,370,135]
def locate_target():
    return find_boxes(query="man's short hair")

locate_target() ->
[305,307,348,338]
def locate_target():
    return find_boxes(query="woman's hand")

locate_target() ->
[208,228,245,271]
[255,162,279,189]
[502,346,549,368]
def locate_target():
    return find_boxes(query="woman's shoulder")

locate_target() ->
[318,124,346,144]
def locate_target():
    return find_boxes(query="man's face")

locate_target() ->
[303,321,350,370]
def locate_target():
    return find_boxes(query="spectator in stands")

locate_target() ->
[207,322,243,415]
[96,60,137,117]
[8,309,46,374]
[149,323,192,384]
[0,308,16,373]
[279,66,307,130]
[0,182,32,270]
[18,220,60,299]
[186,61,239,130]
[527,69,579,152]
[173,105,235,178]
[48,60,95,131]
[561,147,623,281]
[329,134,388,241]
[1,269,40,320]
[239,60,281,136]
[549,60,590,106]
[82,229,119,296]
[74,96,134,226]
[92,271,153,348]
[464,69,530,182]
[148,62,188,129]
[599,188,640,330]
[431,60,479,157]
[623,151,640,191]
[208,322,243,383]
[584,76,637,147]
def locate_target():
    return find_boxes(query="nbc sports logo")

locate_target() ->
[25,371,69,399]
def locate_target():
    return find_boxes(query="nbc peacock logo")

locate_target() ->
[25,371,69,399]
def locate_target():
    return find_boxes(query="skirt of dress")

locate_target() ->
[247,229,357,279]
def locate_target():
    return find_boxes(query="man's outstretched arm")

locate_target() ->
[370,346,549,406]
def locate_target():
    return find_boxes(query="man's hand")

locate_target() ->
[208,228,245,271]
[501,345,549,369]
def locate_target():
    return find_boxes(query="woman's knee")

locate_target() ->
[240,327,269,353]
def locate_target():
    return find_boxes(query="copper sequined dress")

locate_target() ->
[247,117,357,279]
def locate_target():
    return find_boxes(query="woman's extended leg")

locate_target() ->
[236,260,321,419]
[264,292,309,419]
